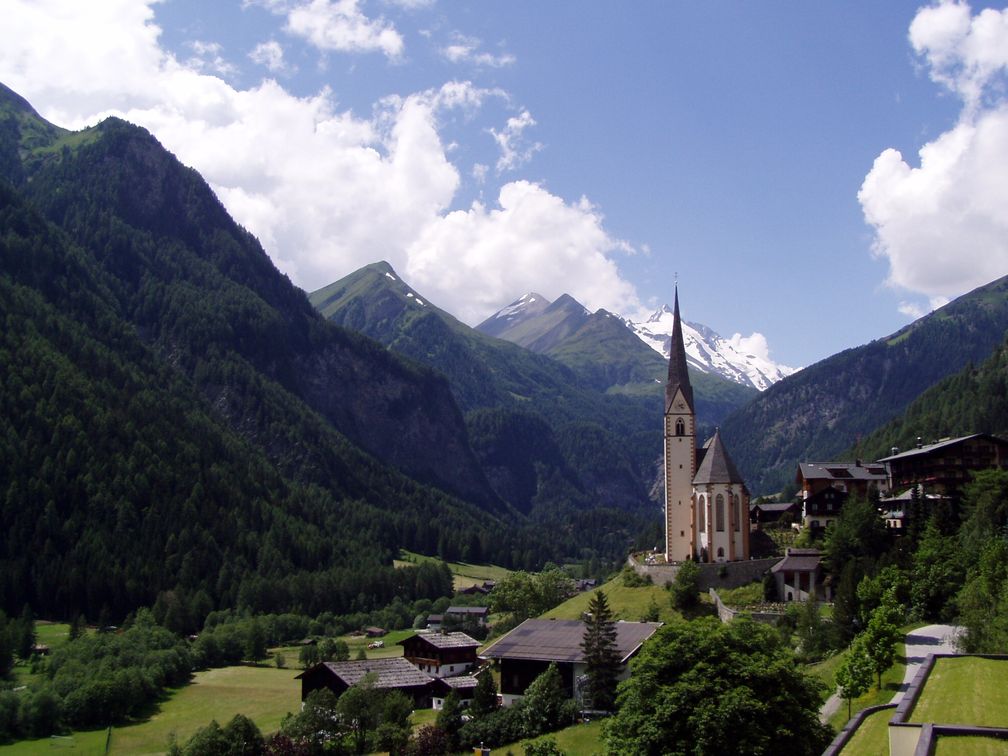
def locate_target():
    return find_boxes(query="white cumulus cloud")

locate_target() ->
[0,0,643,327]
[490,110,542,173]
[276,0,404,60]
[405,181,639,324]
[440,35,516,68]
[859,1,1008,313]
[250,40,290,73]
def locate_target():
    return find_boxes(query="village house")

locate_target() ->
[795,461,888,529]
[443,606,489,628]
[878,433,1008,496]
[430,674,480,710]
[480,618,661,706]
[398,631,479,677]
[295,657,435,707]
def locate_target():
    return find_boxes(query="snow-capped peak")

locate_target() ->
[624,306,797,391]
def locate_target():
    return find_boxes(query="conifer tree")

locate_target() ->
[580,591,620,711]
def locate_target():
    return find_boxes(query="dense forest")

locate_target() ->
[852,338,1008,462]
[0,83,653,623]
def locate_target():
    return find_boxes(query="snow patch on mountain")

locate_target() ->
[625,305,798,391]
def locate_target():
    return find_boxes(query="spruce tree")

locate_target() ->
[580,591,620,711]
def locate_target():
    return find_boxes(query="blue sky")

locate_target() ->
[2,1,1007,369]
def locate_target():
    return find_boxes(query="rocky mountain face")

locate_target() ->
[720,273,1008,495]
[625,305,797,391]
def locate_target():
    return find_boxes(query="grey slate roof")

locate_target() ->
[771,549,824,573]
[403,631,480,650]
[876,434,1002,462]
[692,429,745,485]
[797,461,887,481]
[665,288,694,414]
[299,657,432,689]
[480,619,661,665]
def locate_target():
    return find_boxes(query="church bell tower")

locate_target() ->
[664,288,696,562]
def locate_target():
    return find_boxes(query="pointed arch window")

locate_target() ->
[675,418,685,436]
[716,494,725,532]
[733,494,741,532]
[698,495,706,531]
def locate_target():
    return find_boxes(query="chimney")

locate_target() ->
[916,437,923,449]
[891,446,899,456]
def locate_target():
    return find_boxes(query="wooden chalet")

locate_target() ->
[398,631,479,678]
[294,657,433,707]
[430,674,479,710]
[796,461,887,529]
[749,500,800,527]
[878,434,1008,496]
[480,618,661,706]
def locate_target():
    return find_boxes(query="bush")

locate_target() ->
[669,561,700,610]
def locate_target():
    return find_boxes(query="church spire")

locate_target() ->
[665,286,694,413]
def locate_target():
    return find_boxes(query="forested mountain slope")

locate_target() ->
[721,274,1008,494]
[311,262,655,513]
[0,83,627,622]
[851,339,1008,462]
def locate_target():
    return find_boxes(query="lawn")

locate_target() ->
[935,735,1008,755]
[489,719,605,756]
[396,550,512,590]
[910,657,1008,727]
[838,707,892,756]
[106,664,301,754]
[538,575,687,624]
[271,628,415,666]
[0,730,109,755]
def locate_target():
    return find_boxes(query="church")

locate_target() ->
[663,289,750,563]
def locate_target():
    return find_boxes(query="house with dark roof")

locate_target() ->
[480,618,661,706]
[749,500,800,528]
[444,606,489,627]
[878,434,1008,496]
[771,548,829,602]
[398,631,479,678]
[430,673,480,710]
[295,657,434,707]
[796,461,888,529]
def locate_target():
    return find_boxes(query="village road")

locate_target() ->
[819,623,962,722]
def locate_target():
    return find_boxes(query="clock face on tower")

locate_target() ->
[676,401,685,410]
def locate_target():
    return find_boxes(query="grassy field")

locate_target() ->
[827,643,908,733]
[538,575,691,624]
[489,719,605,756]
[396,549,512,590]
[0,730,109,755]
[935,735,1008,755]
[104,665,300,755]
[910,657,1008,727]
[838,707,892,756]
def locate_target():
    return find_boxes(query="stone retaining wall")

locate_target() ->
[628,555,778,591]
[708,588,783,625]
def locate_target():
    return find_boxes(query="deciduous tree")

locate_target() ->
[604,617,831,756]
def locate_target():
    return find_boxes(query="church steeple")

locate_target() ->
[665,287,694,413]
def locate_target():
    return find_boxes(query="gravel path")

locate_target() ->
[818,623,962,722]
